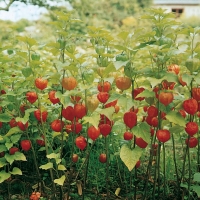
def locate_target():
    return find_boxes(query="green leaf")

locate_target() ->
[120,145,143,171]
[192,185,200,197]
[47,153,59,159]
[5,127,21,137]
[118,95,134,112]
[5,142,13,150]
[106,93,121,104]
[56,92,71,108]
[0,145,7,152]
[50,73,61,84]
[83,69,95,84]
[83,114,100,129]
[64,64,78,73]
[117,31,129,40]
[14,152,27,161]
[16,36,37,47]
[5,154,15,165]
[163,73,178,83]
[0,170,11,183]
[169,125,184,134]
[22,67,33,77]
[113,61,129,70]
[58,164,66,170]
[54,175,66,186]
[10,134,21,144]
[0,157,7,168]
[0,113,12,122]
[15,109,34,124]
[165,111,186,127]
[147,77,163,88]
[182,74,193,86]
[102,63,116,78]
[112,121,126,135]
[16,51,27,60]
[10,167,22,175]
[55,158,61,165]
[99,107,115,121]
[132,122,151,143]
[193,172,200,182]
[136,90,155,98]
[39,162,53,170]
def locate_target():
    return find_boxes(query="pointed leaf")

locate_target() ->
[58,164,67,170]
[55,158,61,165]
[0,113,12,122]
[22,67,33,77]
[0,145,7,152]
[5,154,15,165]
[5,127,21,137]
[0,159,7,168]
[113,61,129,70]
[182,74,193,86]
[99,107,115,121]
[14,152,27,161]
[169,125,184,134]
[10,167,22,175]
[102,63,116,78]
[10,134,22,143]
[192,185,200,197]
[39,162,53,170]
[120,145,143,171]
[83,114,100,129]
[166,111,186,127]
[54,175,66,186]
[5,142,13,150]
[132,123,150,143]
[118,95,134,112]
[106,93,121,104]
[47,153,59,159]
[0,170,11,183]
[136,90,155,98]
[193,172,200,183]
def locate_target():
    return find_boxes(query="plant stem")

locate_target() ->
[188,141,191,199]
[198,118,200,172]
[171,132,180,196]
[163,143,166,198]
[41,122,57,198]
[59,70,65,159]
[142,131,156,200]
[105,136,110,198]
[26,130,41,182]
[157,142,161,197]
[180,142,189,183]
[66,126,75,200]
[82,141,95,200]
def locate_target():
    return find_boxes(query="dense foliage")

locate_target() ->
[0,6,200,200]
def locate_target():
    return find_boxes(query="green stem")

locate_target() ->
[26,130,41,182]
[41,120,57,198]
[198,119,200,172]
[163,143,166,198]
[82,141,95,200]
[105,136,110,198]
[188,144,191,199]
[66,119,76,200]
[180,142,189,183]
[157,142,161,197]
[171,132,180,196]
[59,70,65,159]
[142,130,156,200]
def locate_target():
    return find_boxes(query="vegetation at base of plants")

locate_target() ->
[0,2,200,200]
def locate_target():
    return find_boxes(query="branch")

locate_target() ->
[0,0,15,11]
